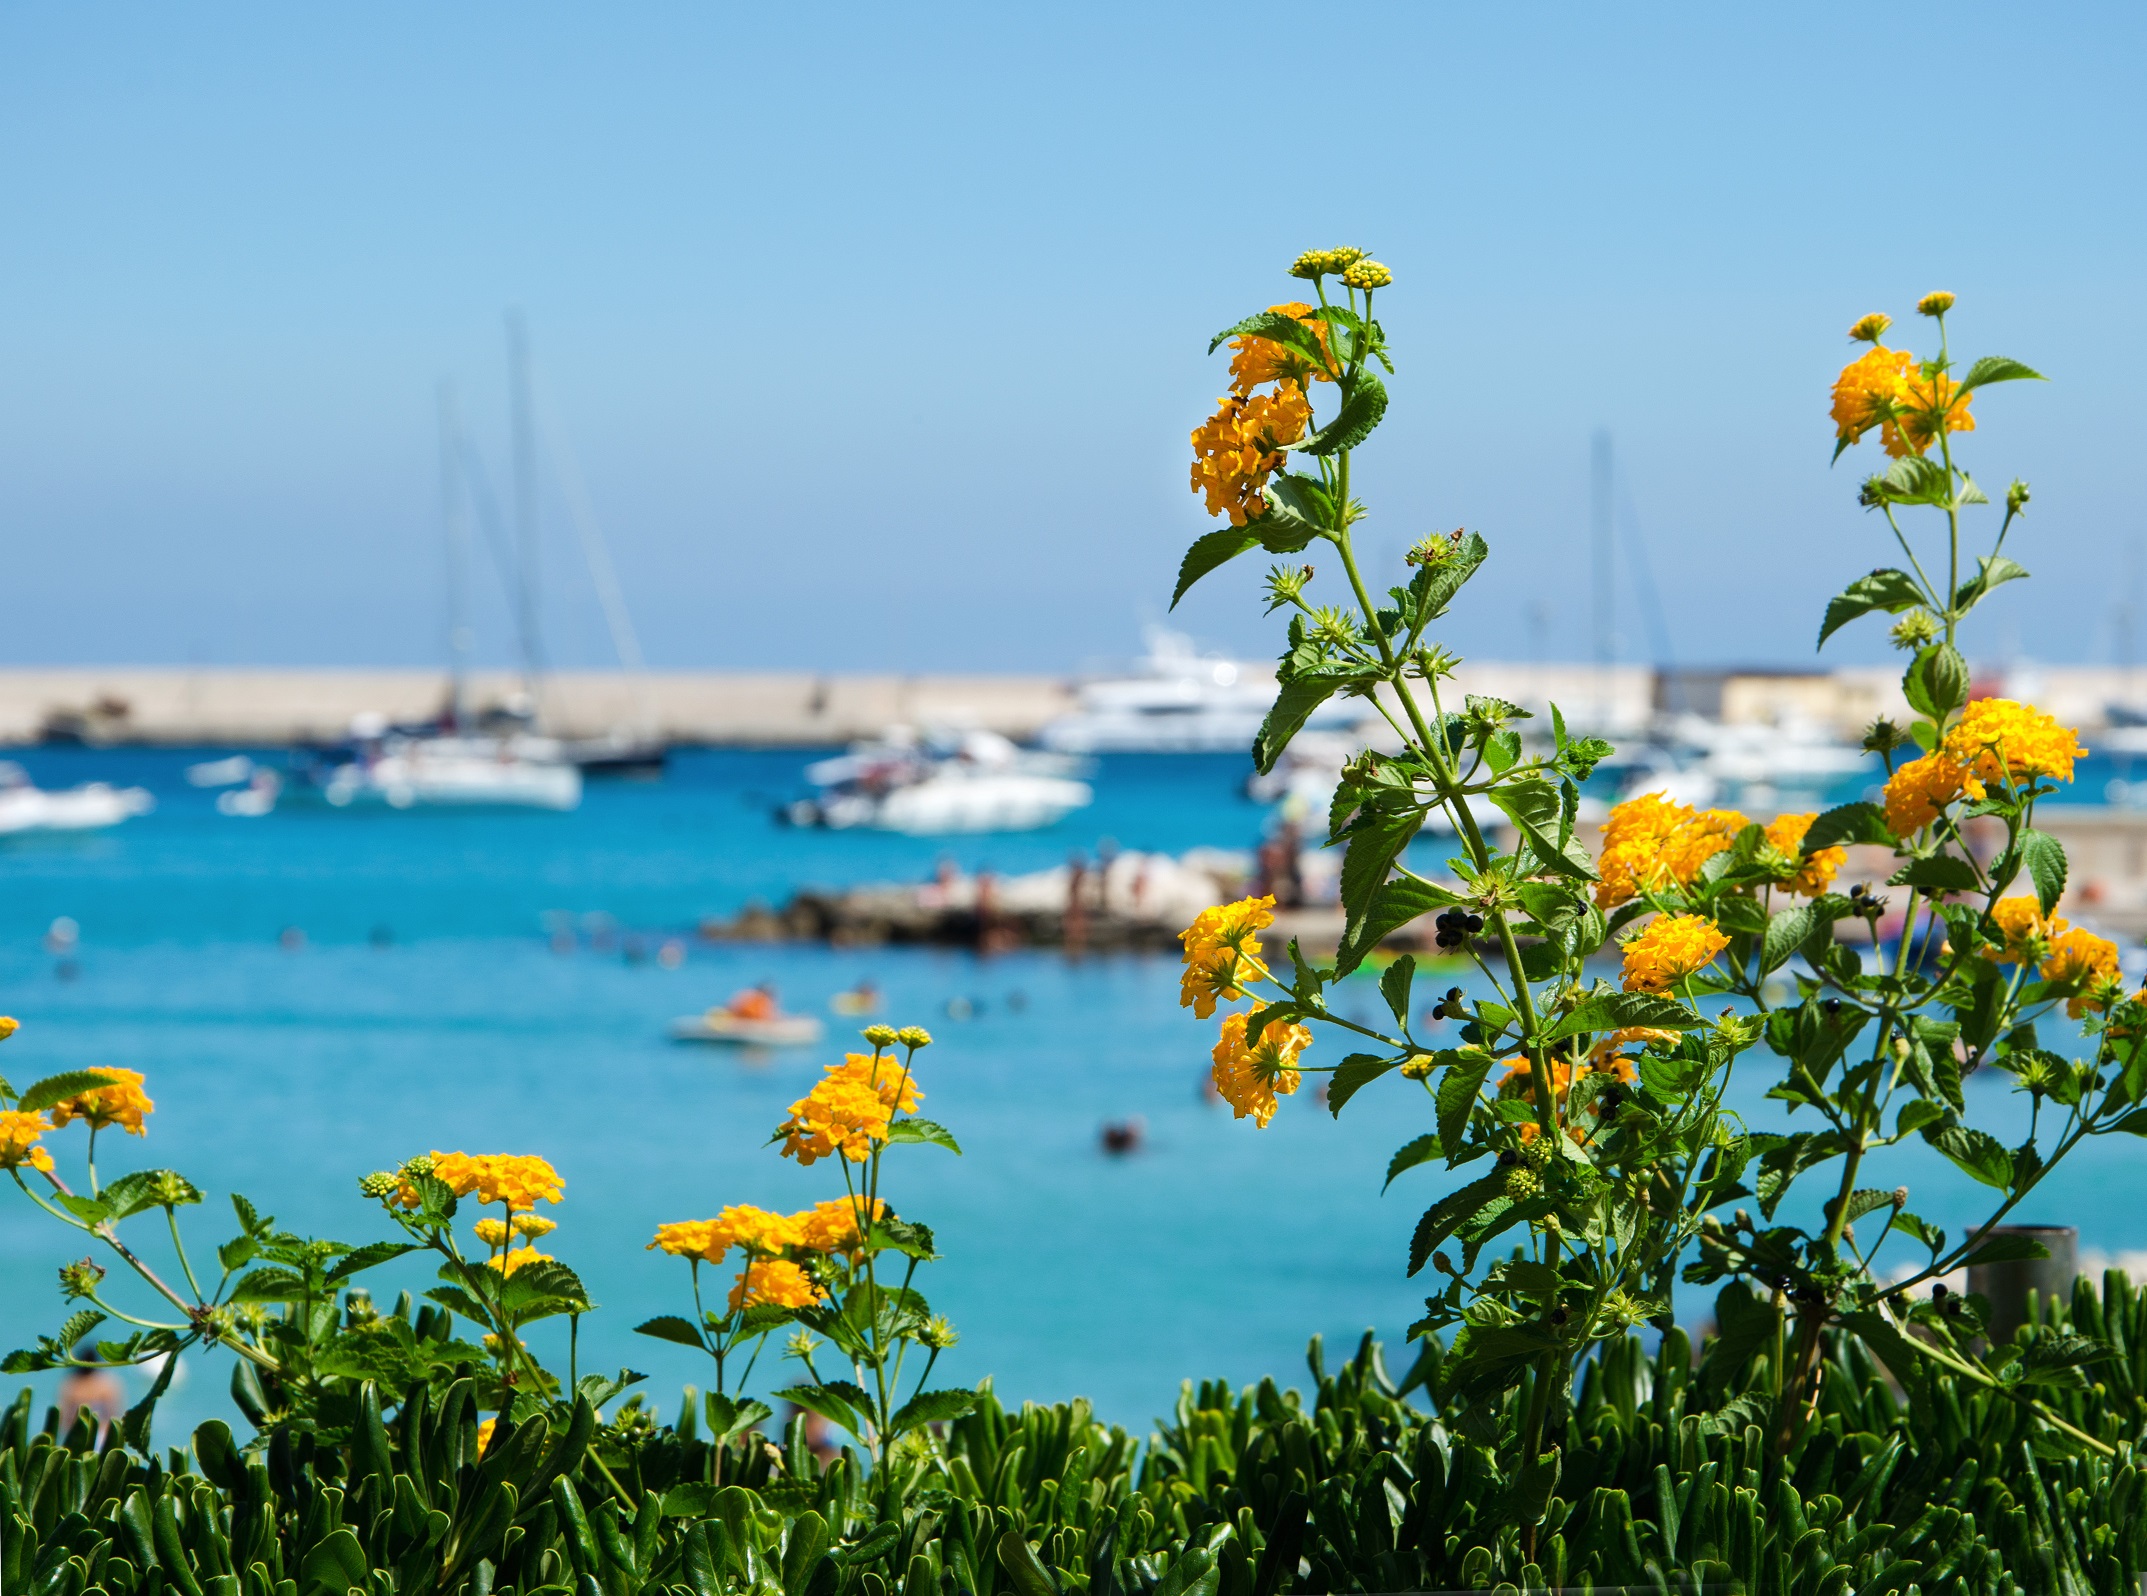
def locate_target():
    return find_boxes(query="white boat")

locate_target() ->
[216,771,282,817]
[1602,714,1871,813]
[0,764,153,836]
[669,1011,825,1045]
[306,719,582,812]
[186,755,256,788]
[1038,627,1368,753]
[786,728,1090,834]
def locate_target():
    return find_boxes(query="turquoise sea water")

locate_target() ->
[0,745,2138,1441]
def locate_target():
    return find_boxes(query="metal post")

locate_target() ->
[1966,1224,2077,1344]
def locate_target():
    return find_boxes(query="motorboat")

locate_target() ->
[0,763,153,836]
[1038,627,1368,753]
[669,1010,826,1046]
[299,717,582,812]
[1600,715,1872,813]
[784,728,1091,834]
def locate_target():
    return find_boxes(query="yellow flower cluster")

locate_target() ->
[1984,895,2118,1018]
[1883,702,2083,835]
[1830,341,1974,459]
[775,1052,923,1165]
[473,1213,557,1248]
[1620,915,1729,993]
[729,1258,824,1312]
[1943,699,2084,787]
[1227,303,1336,393]
[484,1248,554,1276]
[1882,752,1980,836]
[48,1068,154,1136]
[425,1152,565,1212]
[1761,812,1848,898]
[1340,259,1392,291]
[1210,1011,1309,1128]
[1179,895,1274,1017]
[1288,246,1366,280]
[1594,795,1746,909]
[796,1194,886,1256]
[1496,1050,1639,1106]
[0,1109,55,1174]
[1190,385,1311,526]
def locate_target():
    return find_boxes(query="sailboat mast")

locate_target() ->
[438,382,473,732]
[508,310,544,714]
[1591,428,1615,727]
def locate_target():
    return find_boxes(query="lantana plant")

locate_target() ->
[1175,257,2137,1495]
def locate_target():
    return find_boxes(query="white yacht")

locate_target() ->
[0,763,153,836]
[1038,628,1368,753]
[784,728,1091,834]
[1603,715,1872,813]
[300,716,582,812]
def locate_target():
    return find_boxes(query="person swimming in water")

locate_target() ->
[726,983,779,1021]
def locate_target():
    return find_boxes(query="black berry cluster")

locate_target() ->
[1434,910,1483,950]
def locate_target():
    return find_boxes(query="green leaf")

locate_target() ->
[2019,829,2067,915]
[1958,355,2046,394]
[1253,674,1356,774]
[633,1315,707,1350]
[1926,1124,2014,1190]
[1487,780,1596,881]
[1961,1233,2051,1269]
[1437,1055,1495,1163]
[1904,643,1970,720]
[1378,954,1416,1025]
[1409,1173,1508,1275]
[1297,372,1388,457]
[883,1118,962,1154]
[301,1528,370,1596]
[1805,801,1894,851]
[781,1383,871,1441]
[888,1389,978,1433]
[1207,309,1329,360]
[326,1240,419,1282]
[1384,1132,1443,1191]
[1890,854,1981,891]
[1817,568,1927,649]
[1171,528,1263,610]
[996,1532,1065,1596]
[1338,802,1426,923]
[98,1170,203,1219]
[1761,907,1815,974]
[17,1070,125,1114]
[1406,532,1490,630]
[229,1267,312,1304]
[1543,991,1702,1042]
[1335,874,1460,979]
[1328,1053,1401,1117]
[1954,554,2029,612]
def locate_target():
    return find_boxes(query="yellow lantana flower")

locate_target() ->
[1987,895,2060,964]
[1179,896,1275,1016]
[1831,346,1914,452]
[1762,812,1847,897]
[729,1258,825,1312]
[472,1218,511,1248]
[1594,795,1748,909]
[484,1248,553,1276]
[425,1152,565,1212]
[1228,303,1337,393]
[0,1110,55,1173]
[1209,1011,1309,1128]
[775,1054,921,1165]
[1941,699,2084,789]
[1190,384,1311,526]
[2044,926,2120,1018]
[795,1195,886,1256]
[48,1068,154,1136]
[1620,915,1728,993]
[1882,751,1982,837]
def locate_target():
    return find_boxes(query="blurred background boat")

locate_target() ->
[1039,628,1367,753]
[0,761,152,836]
[783,728,1091,834]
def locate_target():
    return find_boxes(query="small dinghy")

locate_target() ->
[669,1010,826,1046]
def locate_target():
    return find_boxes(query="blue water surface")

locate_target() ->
[0,746,2137,1443]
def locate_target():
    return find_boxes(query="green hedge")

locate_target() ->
[10,1271,2147,1596]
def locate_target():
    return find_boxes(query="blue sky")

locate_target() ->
[0,4,2139,673]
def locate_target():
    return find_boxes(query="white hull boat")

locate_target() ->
[317,741,582,811]
[1039,627,1366,753]
[787,728,1091,835]
[670,1012,825,1046]
[0,766,153,836]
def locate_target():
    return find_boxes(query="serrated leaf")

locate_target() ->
[1958,355,2045,394]
[1890,854,1981,891]
[1328,1053,1401,1117]
[2019,829,2067,915]
[229,1267,311,1303]
[1337,802,1426,923]
[1171,528,1264,610]
[1543,991,1702,1042]
[1817,568,1927,649]
[1761,907,1815,974]
[1961,1233,2050,1269]
[17,1070,125,1114]
[1207,308,1329,360]
[1487,780,1596,881]
[1378,955,1415,1026]
[1954,553,2029,612]
[888,1389,978,1433]
[1407,533,1490,631]
[98,1170,202,1219]
[326,1240,419,1282]
[1926,1123,2014,1190]
[1437,1055,1494,1163]
[1253,673,1357,774]
[1335,874,1460,979]
[1409,1172,1508,1275]
[633,1315,707,1350]
[1384,1132,1442,1191]
[1297,372,1388,457]
[883,1118,962,1154]
[1805,801,1895,851]
[781,1382,871,1441]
